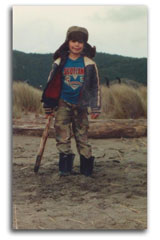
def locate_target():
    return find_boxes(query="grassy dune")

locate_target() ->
[13,82,44,118]
[13,82,147,119]
[101,84,147,119]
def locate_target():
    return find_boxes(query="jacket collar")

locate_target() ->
[54,56,95,67]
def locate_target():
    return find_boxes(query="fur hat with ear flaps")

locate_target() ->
[66,26,89,42]
[53,26,96,60]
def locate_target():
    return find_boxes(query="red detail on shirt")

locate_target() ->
[64,67,84,75]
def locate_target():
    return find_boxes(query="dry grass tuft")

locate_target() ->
[13,81,44,118]
[100,84,147,119]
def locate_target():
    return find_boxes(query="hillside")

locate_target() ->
[13,50,147,88]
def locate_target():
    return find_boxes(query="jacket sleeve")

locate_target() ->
[90,63,101,113]
[47,58,60,82]
[42,58,61,111]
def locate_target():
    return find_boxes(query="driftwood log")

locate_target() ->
[13,119,147,139]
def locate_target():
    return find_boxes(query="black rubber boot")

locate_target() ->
[80,156,85,174]
[80,155,95,176]
[59,153,75,176]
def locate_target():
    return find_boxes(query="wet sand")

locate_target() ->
[12,135,147,230]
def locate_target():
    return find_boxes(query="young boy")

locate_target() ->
[42,26,101,176]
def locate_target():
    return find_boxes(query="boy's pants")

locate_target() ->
[54,99,92,159]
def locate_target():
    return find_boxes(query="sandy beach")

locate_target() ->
[12,134,147,230]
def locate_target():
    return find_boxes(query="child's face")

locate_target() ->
[68,40,84,56]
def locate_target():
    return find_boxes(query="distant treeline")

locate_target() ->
[13,50,147,88]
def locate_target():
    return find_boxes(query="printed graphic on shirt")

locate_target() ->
[63,67,84,90]
[60,56,85,104]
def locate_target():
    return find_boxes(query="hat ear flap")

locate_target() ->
[81,43,96,58]
[53,41,69,60]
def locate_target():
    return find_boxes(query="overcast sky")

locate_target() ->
[13,5,147,58]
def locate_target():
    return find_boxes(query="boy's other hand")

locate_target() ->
[91,113,99,119]
[45,113,54,119]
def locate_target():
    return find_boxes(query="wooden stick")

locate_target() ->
[141,140,147,146]
[67,218,85,225]
[119,204,140,213]
[20,166,29,170]
[117,150,123,161]
[134,219,144,224]
[34,115,53,173]
[38,226,45,229]
[14,204,18,229]
[49,217,56,223]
